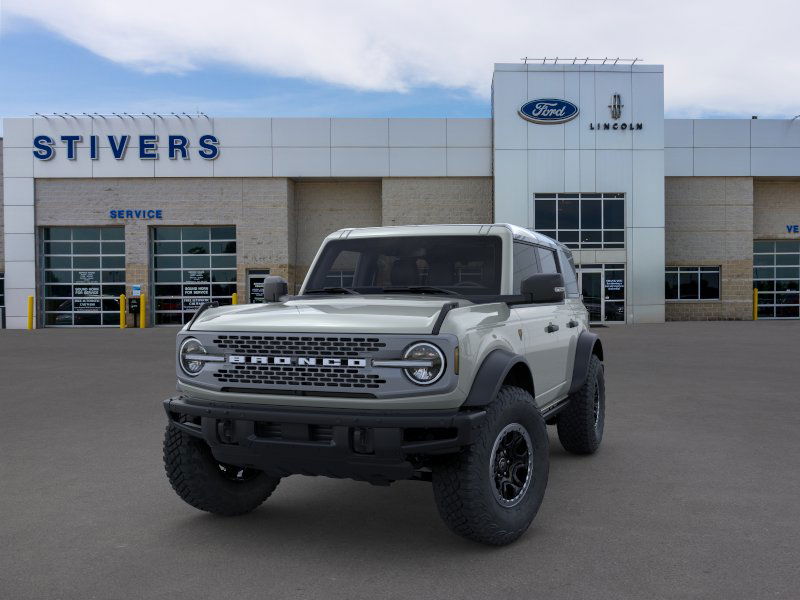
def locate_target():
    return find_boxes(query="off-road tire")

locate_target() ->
[163,422,280,516]
[557,354,605,454]
[431,386,549,546]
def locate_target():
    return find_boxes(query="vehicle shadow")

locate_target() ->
[153,430,578,560]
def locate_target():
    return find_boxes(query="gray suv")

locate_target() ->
[163,224,605,545]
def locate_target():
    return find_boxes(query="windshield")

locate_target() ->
[304,235,503,297]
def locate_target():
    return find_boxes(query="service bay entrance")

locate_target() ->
[578,263,626,324]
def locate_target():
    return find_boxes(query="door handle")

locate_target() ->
[567,320,579,328]
[545,322,559,333]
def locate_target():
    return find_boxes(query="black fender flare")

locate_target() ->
[462,348,533,407]
[568,331,604,395]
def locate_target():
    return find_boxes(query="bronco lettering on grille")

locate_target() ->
[228,355,367,367]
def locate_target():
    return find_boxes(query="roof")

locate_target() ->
[327,223,561,249]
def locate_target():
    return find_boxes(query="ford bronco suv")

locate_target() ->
[163,224,605,545]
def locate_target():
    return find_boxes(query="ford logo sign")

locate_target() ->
[519,99,579,124]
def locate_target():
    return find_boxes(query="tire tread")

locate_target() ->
[432,386,548,545]
[163,423,279,516]
[556,354,604,454]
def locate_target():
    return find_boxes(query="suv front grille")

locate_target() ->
[212,335,386,357]
[213,364,387,389]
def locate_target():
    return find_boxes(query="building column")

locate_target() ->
[3,119,37,329]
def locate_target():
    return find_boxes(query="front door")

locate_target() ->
[579,265,626,324]
[247,269,271,303]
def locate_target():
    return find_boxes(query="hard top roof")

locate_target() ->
[328,223,562,250]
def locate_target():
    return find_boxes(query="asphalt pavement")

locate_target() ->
[1,321,799,599]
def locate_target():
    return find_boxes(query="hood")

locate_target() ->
[188,296,465,334]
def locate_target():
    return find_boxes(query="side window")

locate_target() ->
[513,242,541,293]
[536,247,559,275]
[559,248,580,297]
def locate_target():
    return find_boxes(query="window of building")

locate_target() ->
[753,241,800,319]
[665,266,720,301]
[151,226,237,325]
[532,193,625,249]
[40,227,126,326]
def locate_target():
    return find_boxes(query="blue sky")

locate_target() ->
[2,0,797,136]
[0,21,489,135]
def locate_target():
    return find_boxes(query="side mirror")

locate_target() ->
[521,273,565,304]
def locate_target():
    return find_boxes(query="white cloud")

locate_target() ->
[4,0,799,117]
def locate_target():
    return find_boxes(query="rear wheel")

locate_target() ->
[432,386,549,545]
[163,422,280,516]
[556,354,605,454]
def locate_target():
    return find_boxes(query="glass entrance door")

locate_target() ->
[580,270,603,323]
[603,264,625,322]
[578,263,626,324]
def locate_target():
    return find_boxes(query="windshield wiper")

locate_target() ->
[304,287,360,295]
[381,286,460,296]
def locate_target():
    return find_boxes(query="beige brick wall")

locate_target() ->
[665,176,754,320]
[381,177,492,226]
[35,178,294,324]
[753,180,800,239]
[292,181,381,287]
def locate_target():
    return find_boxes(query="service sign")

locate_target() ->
[76,271,98,283]
[184,284,211,297]
[75,298,101,312]
[250,279,265,303]
[186,271,208,283]
[183,297,209,311]
[75,285,100,296]
[519,99,579,124]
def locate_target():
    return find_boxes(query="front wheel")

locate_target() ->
[432,386,549,545]
[163,422,280,516]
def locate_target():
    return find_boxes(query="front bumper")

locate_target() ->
[164,396,486,484]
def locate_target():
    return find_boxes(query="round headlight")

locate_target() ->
[179,337,206,376]
[403,342,445,385]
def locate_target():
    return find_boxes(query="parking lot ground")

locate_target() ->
[1,321,799,599]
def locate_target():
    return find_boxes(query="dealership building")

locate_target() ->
[1,61,799,328]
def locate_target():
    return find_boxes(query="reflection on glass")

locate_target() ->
[604,302,624,322]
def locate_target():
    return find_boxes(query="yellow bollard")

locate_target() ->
[232,292,238,305]
[27,295,34,330]
[753,288,758,321]
[120,294,127,329]
[139,293,146,328]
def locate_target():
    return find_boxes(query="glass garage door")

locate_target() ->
[151,226,237,325]
[40,227,126,327]
[753,241,800,319]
